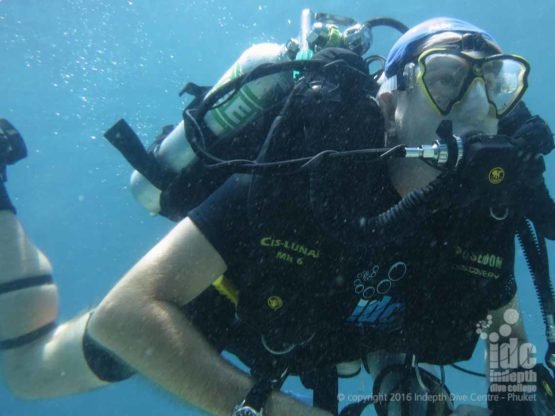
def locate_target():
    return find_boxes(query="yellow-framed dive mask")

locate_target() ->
[413,48,530,117]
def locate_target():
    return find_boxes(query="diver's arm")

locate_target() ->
[0,210,110,398]
[88,217,330,416]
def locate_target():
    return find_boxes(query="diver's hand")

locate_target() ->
[266,392,333,415]
[447,133,517,209]
[508,115,554,156]
[0,119,27,182]
[509,115,554,191]
[507,115,555,237]
[449,405,491,415]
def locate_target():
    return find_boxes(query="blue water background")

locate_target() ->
[0,0,553,415]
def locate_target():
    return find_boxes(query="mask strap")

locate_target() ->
[460,32,501,54]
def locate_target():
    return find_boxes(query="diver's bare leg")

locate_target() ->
[0,127,109,398]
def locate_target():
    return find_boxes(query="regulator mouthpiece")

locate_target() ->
[404,134,464,168]
[405,141,448,164]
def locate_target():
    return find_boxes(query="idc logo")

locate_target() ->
[347,261,407,328]
[346,296,404,329]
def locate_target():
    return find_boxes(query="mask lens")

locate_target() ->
[482,58,528,116]
[421,53,470,114]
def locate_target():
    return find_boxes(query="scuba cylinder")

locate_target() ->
[108,10,409,218]
[128,42,294,215]
[203,43,294,138]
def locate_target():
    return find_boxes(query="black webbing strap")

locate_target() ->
[0,274,53,295]
[0,321,57,350]
[0,274,56,350]
[82,313,136,382]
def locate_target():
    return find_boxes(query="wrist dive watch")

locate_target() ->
[232,400,263,416]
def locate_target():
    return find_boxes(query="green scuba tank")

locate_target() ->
[130,42,294,215]
[204,43,294,137]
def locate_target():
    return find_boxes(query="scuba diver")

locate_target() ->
[2,11,555,416]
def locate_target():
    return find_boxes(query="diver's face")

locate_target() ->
[393,51,499,146]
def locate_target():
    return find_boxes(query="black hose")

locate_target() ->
[517,220,554,319]
[338,398,375,416]
[364,17,409,34]
[311,172,456,248]
[450,364,486,378]
[516,219,555,374]
[526,182,555,240]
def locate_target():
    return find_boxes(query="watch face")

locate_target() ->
[234,410,257,416]
[233,406,261,416]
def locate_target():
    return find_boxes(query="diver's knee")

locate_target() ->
[2,311,134,399]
